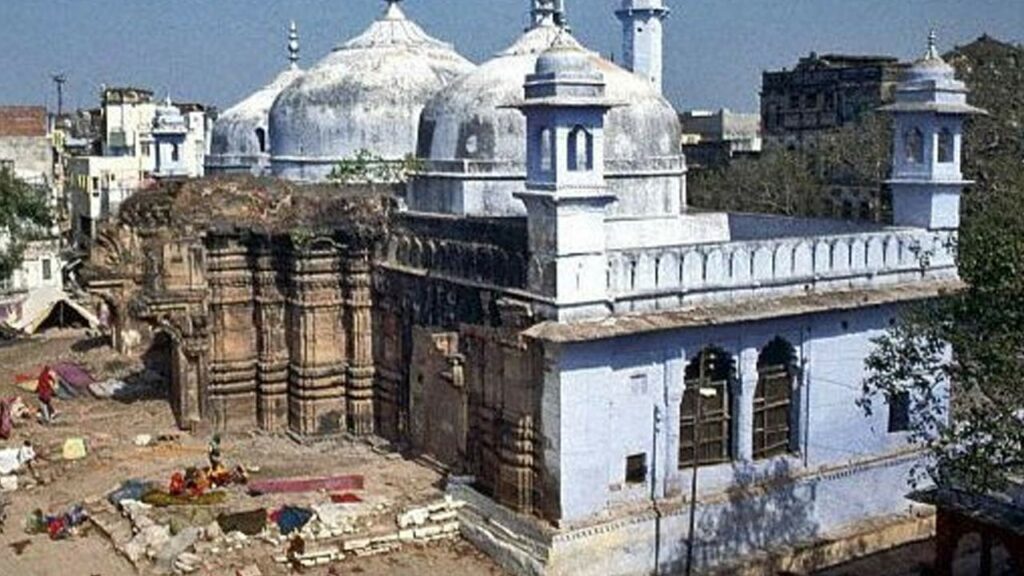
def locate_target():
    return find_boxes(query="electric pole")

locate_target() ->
[686,350,716,576]
[51,73,67,117]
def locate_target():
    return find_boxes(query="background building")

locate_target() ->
[67,87,210,249]
[761,53,906,148]
[0,106,54,188]
[679,108,762,170]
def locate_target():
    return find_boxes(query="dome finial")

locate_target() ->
[288,21,300,69]
[384,0,406,20]
[926,28,940,60]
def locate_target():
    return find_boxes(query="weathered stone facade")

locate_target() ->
[85,176,548,519]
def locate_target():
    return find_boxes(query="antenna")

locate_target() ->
[51,73,67,117]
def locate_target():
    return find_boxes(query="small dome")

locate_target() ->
[269,1,475,181]
[534,35,595,77]
[153,98,186,132]
[906,30,956,84]
[417,24,680,166]
[209,68,303,159]
[208,22,305,175]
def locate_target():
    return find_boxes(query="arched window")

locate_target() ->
[679,347,735,469]
[754,337,798,460]
[904,128,925,164]
[567,125,593,172]
[538,127,554,172]
[938,128,955,164]
[255,128,267,153]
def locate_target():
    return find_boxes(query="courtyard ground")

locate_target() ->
[0,331,506,576]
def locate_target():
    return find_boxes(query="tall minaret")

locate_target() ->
[616,0,670,93]
[881,31,985,231]
[513,34,617,321]
[288,21,300,69]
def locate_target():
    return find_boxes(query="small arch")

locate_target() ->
[904,128,925,164]
[255,127,267,153]
[567,125,594,172]
[938,127,955,164]
[538,127,554,172]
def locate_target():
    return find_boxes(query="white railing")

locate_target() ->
[607,228,956,312]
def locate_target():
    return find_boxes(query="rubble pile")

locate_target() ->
[89,481,466,574]
[276,496,466,569]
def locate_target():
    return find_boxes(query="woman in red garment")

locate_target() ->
[36,366,56,424]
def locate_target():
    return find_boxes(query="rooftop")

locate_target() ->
[524,280,962,343]
[0,106,47,137]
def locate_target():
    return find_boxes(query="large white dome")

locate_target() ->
[416,24,681,166]
[410,23,685,218]
[269,2,475,182]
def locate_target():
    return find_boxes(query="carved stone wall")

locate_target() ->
[86,185,550,516]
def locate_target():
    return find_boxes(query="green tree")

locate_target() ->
[0,167,52,281]
[860,37,1024,492]
[688,114,891,220]
[687,146,828,216]
[327,149,423,185]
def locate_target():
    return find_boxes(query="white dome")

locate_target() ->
[269,2,475,182]
[207,67,304,174]
[416,25,681,166]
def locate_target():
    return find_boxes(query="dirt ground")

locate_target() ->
[0,331,507,576]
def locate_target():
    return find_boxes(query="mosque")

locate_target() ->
[101,0,982,573]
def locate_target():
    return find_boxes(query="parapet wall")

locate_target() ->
[608,228,956,313]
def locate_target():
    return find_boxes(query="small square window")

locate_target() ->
[625,453,647,484]
[888,392,911,433]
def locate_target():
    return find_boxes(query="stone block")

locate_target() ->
[414,525,442,539]
[343,538,371,551]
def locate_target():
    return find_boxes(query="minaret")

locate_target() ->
[616,0,670,93]
[288,21,300,70]
[513,34,618,321]
[881,30,985,231]
[530,0,567,29]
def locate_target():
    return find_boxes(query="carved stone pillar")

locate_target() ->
[346,250,376,435]
[254,239,289,432]
[497,413,535,514]
[206,238,258,431]
[287,244,347,436]
[172,315,209,433]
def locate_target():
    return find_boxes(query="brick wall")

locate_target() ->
[0,106,47,137]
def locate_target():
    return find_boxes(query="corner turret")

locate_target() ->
[513,34,620,321]
[881,30,986,231]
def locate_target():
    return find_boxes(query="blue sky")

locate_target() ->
[1,0,1020,113]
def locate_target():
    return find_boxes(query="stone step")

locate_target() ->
[86,501,135,547]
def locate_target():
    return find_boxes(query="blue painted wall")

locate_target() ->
[537,301,930,573]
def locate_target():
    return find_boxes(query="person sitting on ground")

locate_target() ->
[36,366,56,424]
